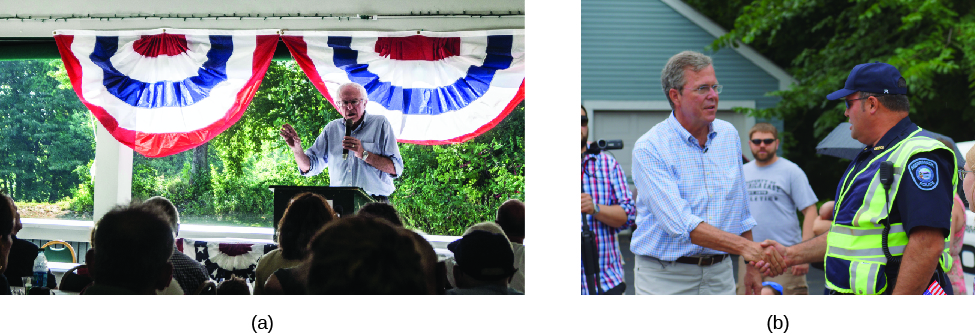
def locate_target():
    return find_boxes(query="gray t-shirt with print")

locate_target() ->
[743,157,818,247]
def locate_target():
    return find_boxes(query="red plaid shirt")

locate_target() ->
[582,152,635,294]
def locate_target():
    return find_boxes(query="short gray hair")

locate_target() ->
[142,196,179,234]
[859,86,910,113]
[338,82,368,101]
[661,51,713,109]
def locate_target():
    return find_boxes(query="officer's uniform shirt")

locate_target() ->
[836,116,953,239]
[833,116,954,294]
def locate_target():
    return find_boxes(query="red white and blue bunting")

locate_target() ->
[281,30,525,144]
[54,29,278,157]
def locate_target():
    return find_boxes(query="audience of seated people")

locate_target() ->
[260,192,337,295]
[143,196,210,295]
[9,192,525,296]
[84,204,176,295]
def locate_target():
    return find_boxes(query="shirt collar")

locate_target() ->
[667,111,716,148]
[866,116,917,154]
[352,110,369,131]
[582,148,598,162]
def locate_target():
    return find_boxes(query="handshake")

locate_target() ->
[743,239,807,277]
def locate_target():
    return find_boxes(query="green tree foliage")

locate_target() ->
[686,0,975,198]
[0,60,94,202]
[203,60,335,217]
[394,104,525,235]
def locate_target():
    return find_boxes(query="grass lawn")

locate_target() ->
[16,201,272,228]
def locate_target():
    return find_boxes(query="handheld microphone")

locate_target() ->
[343,118,353,160]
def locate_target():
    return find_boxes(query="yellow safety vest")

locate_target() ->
[824,129,956,295]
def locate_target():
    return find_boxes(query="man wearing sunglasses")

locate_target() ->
[755,62,957,295]
[735,123,818,295]
[280,82,404,202]
[581,105,635,294]
[629,51,786,295]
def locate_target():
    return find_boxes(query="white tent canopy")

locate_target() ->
[0,0,524,36]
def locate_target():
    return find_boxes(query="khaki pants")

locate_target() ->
[736,256,808,295]
[635,255,735,295]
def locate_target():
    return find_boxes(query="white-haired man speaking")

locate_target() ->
[280,82,404,201]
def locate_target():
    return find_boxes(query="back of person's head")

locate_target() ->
[356,202,403,227]
[217,276,250,295]
[495,199,525,242]
[448,230,517,289]
[278,192,337,260]
[91,204,174,292]
[404,229,441,294]
[0,195,12,275]
[142,196,180,236]
[305,216,426,294]
[0,194,13,238]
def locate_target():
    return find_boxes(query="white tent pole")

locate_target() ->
[92,124,133,224]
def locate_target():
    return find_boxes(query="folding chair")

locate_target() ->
[41,240,77,263]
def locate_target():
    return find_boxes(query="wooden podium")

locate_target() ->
[267,186,375,226]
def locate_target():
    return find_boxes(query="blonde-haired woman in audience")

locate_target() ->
[954,146,975,294]
[258,192,336,295]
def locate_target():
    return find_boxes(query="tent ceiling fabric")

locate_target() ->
[0,0,525,38]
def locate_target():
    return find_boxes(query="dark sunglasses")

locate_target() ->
[582,115,589,126]
[751,139,775,145]
[844,97,869,109]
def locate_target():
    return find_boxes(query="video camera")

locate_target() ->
[585,139,623,155]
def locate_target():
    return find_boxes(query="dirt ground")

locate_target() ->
[15,202,91,220]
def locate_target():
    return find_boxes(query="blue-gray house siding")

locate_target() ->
[582,0,782,110]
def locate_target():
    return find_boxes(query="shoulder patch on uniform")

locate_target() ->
[908,157,938,191]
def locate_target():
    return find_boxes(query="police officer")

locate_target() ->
[753,62,957,294]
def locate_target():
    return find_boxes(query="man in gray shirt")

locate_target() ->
[280,82,404,200]
[736,123,818,295]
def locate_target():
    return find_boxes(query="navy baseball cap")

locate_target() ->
[826,62,907,100]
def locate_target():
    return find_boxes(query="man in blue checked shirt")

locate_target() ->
[280,82,404,202]
[629,51,785,295]
[581,105,636,295]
